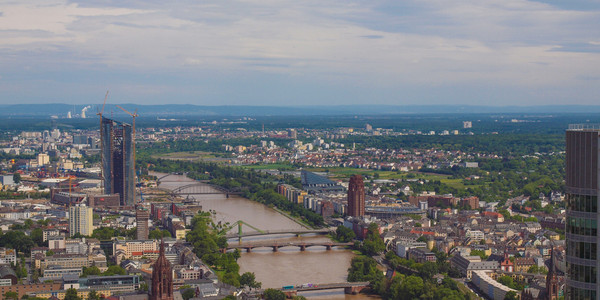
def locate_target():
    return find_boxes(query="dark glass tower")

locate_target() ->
[565,125,599,300]
[101,116,135,207]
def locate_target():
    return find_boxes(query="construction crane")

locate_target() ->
[116,105,139,202]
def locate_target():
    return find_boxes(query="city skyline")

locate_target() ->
[1,0,600,106]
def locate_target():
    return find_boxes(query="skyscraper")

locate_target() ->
[101,116,135,207]
[69,204,93,237]
[136,210,150,240]
[565,125,599,300]
[150,239,173,300]
[347,175,365,217]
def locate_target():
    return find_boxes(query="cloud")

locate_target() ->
[0,0,599,105]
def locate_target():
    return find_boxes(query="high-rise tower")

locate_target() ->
[150,239,173,300]
[347,175,365,217]
[565,125,599,300]
[101,116,135,207]
[69,204,93,237]
[136,210,150,240]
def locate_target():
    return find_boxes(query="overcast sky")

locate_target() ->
[1,0,599,106]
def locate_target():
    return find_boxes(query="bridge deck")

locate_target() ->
[225,229,331,238]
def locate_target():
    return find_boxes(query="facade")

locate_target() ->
[40,254,90,271]
[69,204,93,237]
[0,249,16,265]
[347,175,365,217]
[565,125,599,300]
[150,240,173,300]
[101,116,135,207]
[472,270,517,300]
[136,210,150,240]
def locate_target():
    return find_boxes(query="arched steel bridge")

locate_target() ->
[224,241,353,252]
[172,183,238,195]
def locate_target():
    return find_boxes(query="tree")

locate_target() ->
[149,229,172,240]
[64,288,81,300]
[4,292,18,300]
[504,291,518,300]
[181,289,195,300]
[87,290,101,300]
[360,223,385,256]
[103,265,126,276]
[31,228,44,247]
[24,219,34,230]
[263,289,286,300]
[82,266,101,277]
[240,272,261,289]
[335,225,356,242]
[12,173,21,184]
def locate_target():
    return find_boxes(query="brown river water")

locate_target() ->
[157,173,380,299]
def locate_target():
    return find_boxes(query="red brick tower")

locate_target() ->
[347,175,365,217]
[150,239,173,300]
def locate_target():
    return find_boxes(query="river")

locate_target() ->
[156,173,379,299]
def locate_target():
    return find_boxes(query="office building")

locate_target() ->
[101,117,135,207]
[136,210,150,240]
[347,175,365,217]
[565,125,599,300]
[69,204,93,237]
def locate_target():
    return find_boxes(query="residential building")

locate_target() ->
[69,204,93,237]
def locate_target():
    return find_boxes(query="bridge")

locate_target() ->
[224,241,353,252]
[225,228,332,239]
[242,282,370,298]
[281,282,370,296]
[172,183,237,195]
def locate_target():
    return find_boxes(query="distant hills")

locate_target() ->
[2,103,600,117]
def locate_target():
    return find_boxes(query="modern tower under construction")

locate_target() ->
[101,116,135,207]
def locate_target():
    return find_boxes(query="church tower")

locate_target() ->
[150,239,173,300]
[546,247,559,300]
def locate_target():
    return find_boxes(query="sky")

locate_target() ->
[1,0,600,106]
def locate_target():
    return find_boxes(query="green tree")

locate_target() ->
[82,266,101,277]
[335,225,356,242]
[148,229,172,240]
[504,291,518,300]
[64,288,81,300]
[31,228,44,247]
[263,289,286,300]
[24,219,34,230]
[12,173,21,184]
[103,265,126,276]
[360,223,384,256]
[240,272,261,289]
[4,291,18,300]
[87,290,101,300]
[181,289,195,300]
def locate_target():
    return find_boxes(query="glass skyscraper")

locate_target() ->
[101,116,135,207]
[566,125,600,300]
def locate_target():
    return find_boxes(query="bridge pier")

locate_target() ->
[283,291,297,298]
[344,286,367,295]
[326,244,332,250]
[300,244,306,251]
[272,246,278,252]
[245,247,252,253]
